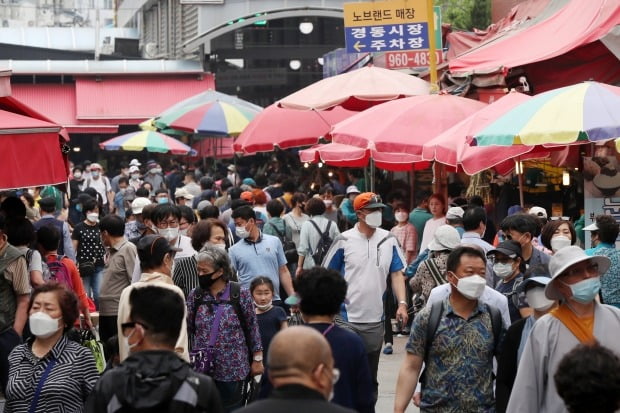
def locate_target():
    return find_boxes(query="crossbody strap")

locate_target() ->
[424,258,445,287]
[207,284,231,349]
[29,357,57,413]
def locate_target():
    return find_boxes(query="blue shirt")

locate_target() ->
[229,233,287,300]
[586,243,620,305]
[407,298,499,412]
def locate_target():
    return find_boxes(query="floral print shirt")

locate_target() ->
[186,283,262,381]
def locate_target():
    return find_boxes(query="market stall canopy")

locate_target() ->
[421,92,553,175]
[278,66,431,111]
[447,0,620,92]
[233,104,356,155]
[299,142,431,172]
[473,82,620,146]
[331,94,486,157]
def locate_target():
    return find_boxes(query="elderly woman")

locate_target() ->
[173,218,229,298]
[5,283,99,412]
[187,246,263,412]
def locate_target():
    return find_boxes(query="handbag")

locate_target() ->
[78,260,96,278]
[190,284,230,376]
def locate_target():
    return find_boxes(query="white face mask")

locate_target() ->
[179,228,188,237]
[493,262,515,280]
[122,329,139,354]
[323,199,333,208]
[131,173,140,180]
[364,211,382,228]
[86,213,99,223]
[253,300,273,311]
[395,212,408,223]
[73,172,82,179]
[452,274,486,300]
[550,235,571,253]
[159,227,179,242]
[206,242,227,251]
[29,311,62,338]
[236,225,250,239]
[526,287,554,311]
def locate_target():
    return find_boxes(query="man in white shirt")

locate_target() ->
[84,163,114,214]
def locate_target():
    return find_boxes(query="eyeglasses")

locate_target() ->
[550,216,570,221]
[156,219,179,229]
[121,321,148,335]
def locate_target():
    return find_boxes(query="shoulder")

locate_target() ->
[8,343,28,362]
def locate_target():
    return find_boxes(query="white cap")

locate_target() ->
[346,185,360,195]
[129,165,140,173]
[446,207,464,219]
[227,164,236,171]
[174,188,194,200]
[197,200,212,211]
[528,206,547,219]
[428,225,462,251]
[131,197,151,214]
[129,159,141,167]
[583,222,599,231]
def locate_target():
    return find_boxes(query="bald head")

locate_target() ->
[267,326,335,398]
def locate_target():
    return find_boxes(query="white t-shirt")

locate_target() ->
[420,217,447,252]
[86,176,111,205]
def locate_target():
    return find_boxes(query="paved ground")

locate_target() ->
[376,334,419,413]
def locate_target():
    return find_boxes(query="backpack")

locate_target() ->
[267,222,297,263]
[309,220,333,266]
[276,196,291,214]
[420,300,502,385]
[43,255,74,290]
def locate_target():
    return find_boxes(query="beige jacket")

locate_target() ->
[117,272,189,362]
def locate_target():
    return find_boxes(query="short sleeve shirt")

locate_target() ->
[72,222,106,266]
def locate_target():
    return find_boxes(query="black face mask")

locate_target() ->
[198,272,218,290]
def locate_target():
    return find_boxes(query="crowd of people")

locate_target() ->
[0,157,619,413]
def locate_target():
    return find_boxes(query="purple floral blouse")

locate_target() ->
[187,283,262,381]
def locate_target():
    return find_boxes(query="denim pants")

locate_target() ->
[214,379,244,413]
[81,266,104,309]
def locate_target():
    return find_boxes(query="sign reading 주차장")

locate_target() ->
[344,0,430,54]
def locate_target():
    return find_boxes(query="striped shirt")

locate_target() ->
[172,255,198,298]
[5,335,99,412]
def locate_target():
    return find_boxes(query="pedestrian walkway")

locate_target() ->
[377,335,419,413]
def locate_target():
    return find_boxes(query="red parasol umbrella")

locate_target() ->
[299,142,431,171]
[278,66,431,111]
[331,94,487,157]
[421,92,552,175]
[233,104,356,155]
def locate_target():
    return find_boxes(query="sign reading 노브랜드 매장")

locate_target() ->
[343,0,433,54]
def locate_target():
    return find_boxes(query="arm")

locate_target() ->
[394,352,423,413]
[69,262,92,329]
[72,239,79,255]
[240,289,264,376]
[391,270,409,326]
[14,294,29,335]
[6,257,31,335]
[278,265,294,296]
[63,223,76,261]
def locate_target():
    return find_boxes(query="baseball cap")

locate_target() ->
[38,197,56,209]
[174,188,194,201]
[428,225,461,251]
[242,178,257,187]
[131,197,152,214]
[240,191,254,202]
[227,165,236,172]
[517,275,551,294]
[197,200,212,211]
[129,159,141,167]
[487,240,522,260]
[137,235,182,265]
[353,192,386,211]
[346,185,360,195]
[545,246,610,300]
[90,163,102,171]
[528,206,548,219]
[583,222,599,231]
[446,207,464,220]
[129,165,140,173]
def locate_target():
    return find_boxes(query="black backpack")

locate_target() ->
[267,222,297,263]
[309,220,333,266]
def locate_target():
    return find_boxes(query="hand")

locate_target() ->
[396,304,409,326]
[83,316,93,330]
[251,360,264,376]
[413,391,421,407]
[295,267,303,277]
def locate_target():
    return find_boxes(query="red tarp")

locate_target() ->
[448,0,620,76]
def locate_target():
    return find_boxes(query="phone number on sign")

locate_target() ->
[386,51,444,68]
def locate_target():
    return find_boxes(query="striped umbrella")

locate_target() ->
[99,130,194,155]
[473,81,620,146]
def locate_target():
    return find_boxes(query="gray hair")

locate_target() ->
[195,245,232,281]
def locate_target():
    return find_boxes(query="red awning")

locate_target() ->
[0,109,60,133]
[448,0,620,75]
[11,84,118,134]
[75,76,215,122]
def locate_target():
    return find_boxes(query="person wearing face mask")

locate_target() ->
[71,197,106,308]
[500,213,551,269]
[127,165,142,190]
[296,198,341,275]
[339,186,360,228]
[34,196,76,261]
[110,161,129,194]
[582,215,620,308]
[98,215,137,343]
[235,326,356,413]
[496,268,555,413]
[88,285,224,413]
[68,166,85,225]
[4,283,99,413]
[188,246,263,412]
[391,204,418,265]
[83,163,114,215]
[143,162,166,193]
[172,219,229,298]
[507,246,620,413]
[319,185,338,224]
[487,241,531,323]
[395,246,505,413]
[323,192,408,404]
[116,235,187,362]
[540,219,577,254]
[229,205,295,308]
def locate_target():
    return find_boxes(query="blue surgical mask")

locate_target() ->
[76,204,83,212]
[563,277,601,304]
[157,198,169,204]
